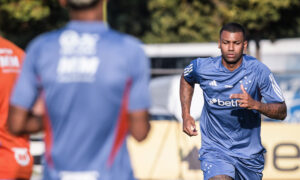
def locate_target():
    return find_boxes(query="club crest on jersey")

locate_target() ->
[12,148,30,166]
[239,76,252,90]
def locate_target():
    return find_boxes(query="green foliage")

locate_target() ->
[213,0,300,40]
[107,0,150,38]
[143,0,220,43]
[143,0,300,43]
[0,0,299,47]
[0,0,68,49]
[0,0,49,22]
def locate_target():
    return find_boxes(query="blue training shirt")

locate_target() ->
[11,21,150,180]
[184,55,284,159]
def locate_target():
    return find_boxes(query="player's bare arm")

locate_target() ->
[256,101,287,120]
[180,74,198,136]
[209,175,233,180]
[230,84,287,120]
[8,98,44,136]
[129,110,150,142]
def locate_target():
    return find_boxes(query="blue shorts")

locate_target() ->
[199,149,264,180]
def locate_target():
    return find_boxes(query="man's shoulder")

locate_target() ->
[243,54,270,72]
[195,56,217,61]
[26,29,62,51]
[244,54,260,63]
[192,56,220,68]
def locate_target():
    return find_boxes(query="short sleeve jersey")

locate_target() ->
[184,55,284,158]
[11,21,151,180]
[0,37,33,179]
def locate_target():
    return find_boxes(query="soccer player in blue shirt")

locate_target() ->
[180,22,287,180]
[8,0,151,179]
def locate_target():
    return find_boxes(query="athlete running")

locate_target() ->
[180,22,287,180]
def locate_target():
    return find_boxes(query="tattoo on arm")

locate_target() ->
[258,102,287,120]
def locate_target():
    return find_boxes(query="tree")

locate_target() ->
[143,0,300,59]
[143,0,220,43]
[1,0,300,52]
[107,0,150,38]
[0,0,68,49]
[0,0,148,48]
[213,0,300,59]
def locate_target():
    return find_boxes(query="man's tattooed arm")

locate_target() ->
[257,102,287,120]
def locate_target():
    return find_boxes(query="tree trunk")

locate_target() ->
[254,37,261,61]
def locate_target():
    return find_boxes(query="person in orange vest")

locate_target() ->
[0,36,34,180]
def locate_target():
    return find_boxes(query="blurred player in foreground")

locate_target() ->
[8,0,151,179]
[180,22,287,180]
[0,36,34,180]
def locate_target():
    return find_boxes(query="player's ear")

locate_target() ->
[243,40,248,53]
[218,40,221,49]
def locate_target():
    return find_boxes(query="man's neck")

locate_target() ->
[222,58,243,72]
[69,2,103,21]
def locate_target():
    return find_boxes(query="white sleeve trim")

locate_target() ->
[269,73,284,101]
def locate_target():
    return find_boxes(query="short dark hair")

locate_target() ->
[219,22,246,40]
[67,0,101,10]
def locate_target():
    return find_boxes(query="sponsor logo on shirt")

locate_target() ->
[209,80,217,87]
[224,85,233,88]
[57,30,100,83]
[0,48,20,73]
[59,30,99,56]
[209,98,239,107]
[0,48,13,54]
[12,148,30,166]
[57,57,99,75]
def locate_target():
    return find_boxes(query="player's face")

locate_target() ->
[219,31,247,64]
